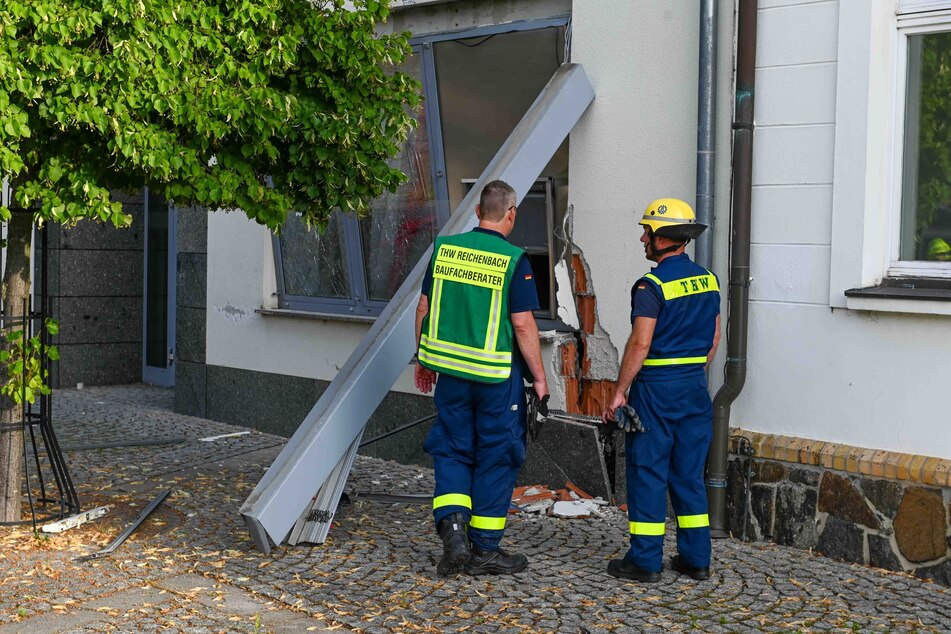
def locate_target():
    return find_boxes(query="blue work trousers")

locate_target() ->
[625,374,713,572]
[424,370,526,551]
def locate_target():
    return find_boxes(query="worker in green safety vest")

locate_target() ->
[414,179,549,577]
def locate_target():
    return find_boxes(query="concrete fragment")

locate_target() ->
[552,501,591,518]
[523,499,554,514]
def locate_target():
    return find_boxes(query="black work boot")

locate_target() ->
[436,513,470,576]
[670,555,711,580]
[464,546,528,576]
[606,558,662,583]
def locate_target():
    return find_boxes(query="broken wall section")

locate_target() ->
[555,251,619,417]
[519,249,623,502]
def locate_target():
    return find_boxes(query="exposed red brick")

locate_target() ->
[560,341,577,378]
[581,349,591,377]
[566,481,593,499]
[580,379,615,417]
[572,254,587,293]
[618,503,628,513]
[564,377,581,414]
[512,485,532,498]
[578,295,595,334]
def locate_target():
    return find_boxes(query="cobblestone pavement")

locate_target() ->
[1,385,949,633]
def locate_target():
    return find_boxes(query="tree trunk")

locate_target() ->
[0,210,33,522]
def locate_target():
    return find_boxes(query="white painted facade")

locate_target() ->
[205,0,951,462]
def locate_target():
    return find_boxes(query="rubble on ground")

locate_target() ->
[510,482,614,519]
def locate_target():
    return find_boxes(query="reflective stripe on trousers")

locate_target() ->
[424,370,525,552]
[625,375,713,572]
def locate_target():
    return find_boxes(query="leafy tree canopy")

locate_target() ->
[0,0,420,230]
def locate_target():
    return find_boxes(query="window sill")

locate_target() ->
[255,308,377,324]
[844,278,951,315]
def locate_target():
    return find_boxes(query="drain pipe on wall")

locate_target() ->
[707,0,757,538]
[694,0,718,271]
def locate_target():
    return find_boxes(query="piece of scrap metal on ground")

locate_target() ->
[42,505,112,534]
[75,489,171,562]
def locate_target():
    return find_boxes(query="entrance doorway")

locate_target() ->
[142,189,176,386]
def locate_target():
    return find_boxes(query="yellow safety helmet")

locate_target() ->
[638,198,707,241]
[927,237,951,261]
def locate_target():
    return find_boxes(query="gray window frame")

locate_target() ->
[271,16,570,317]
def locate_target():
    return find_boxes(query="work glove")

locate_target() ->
[525,387,550,441]
[614,404,644,433]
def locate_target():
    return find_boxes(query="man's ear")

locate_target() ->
[475,204,483,220]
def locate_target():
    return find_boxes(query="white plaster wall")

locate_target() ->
[205,0,951,460]
[567,0,736,382]
[728,0,951,460]
[569,0,699,354]
[205,212,418,393]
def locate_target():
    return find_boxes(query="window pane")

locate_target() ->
[361,52,438,302]
[900,31,951,262]
[145,191,168,369]
[280,212,352,299]
[435,26,568,317]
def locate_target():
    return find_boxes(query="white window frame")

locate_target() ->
[830,0,951,314]
[887,7,951,278]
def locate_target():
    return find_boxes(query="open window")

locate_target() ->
[464,178,557,318]
[273,18,569,319]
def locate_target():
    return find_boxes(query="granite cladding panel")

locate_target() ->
[204,365,325,437]
[203,366,456,469]
[55,250,144,297]
[55,342,141,388]
[175,206,208,254]
[176,253,206,309]
[60,213,145,251]
[51,296,142,345]
[359,390,438,469]
[518,419,612,500]
[175,360,207,419]
[175,306,206,364]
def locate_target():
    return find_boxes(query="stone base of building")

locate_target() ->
[726,429,951,587]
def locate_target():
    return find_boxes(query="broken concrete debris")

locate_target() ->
[510,483,612,519]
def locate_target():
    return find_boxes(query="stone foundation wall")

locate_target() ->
[726,430,951,587]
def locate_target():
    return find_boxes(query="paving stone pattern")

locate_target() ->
[0,385,948,633]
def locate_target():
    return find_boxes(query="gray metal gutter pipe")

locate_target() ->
[695,0,718,270]
[707,0,757,538]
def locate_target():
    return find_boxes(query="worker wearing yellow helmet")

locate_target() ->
[927,237,951,261]
[603,198,721,583]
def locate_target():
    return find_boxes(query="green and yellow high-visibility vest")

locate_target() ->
[418,231,525,383]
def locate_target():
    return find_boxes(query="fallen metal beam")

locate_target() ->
[239,64,595,553]
[75,489,170,562]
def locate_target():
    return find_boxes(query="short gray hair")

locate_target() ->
[479,180,516,221]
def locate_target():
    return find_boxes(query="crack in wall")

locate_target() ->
[551,250,620,416]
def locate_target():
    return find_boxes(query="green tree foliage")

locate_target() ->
[0,0,419,521]
[0,0,420,229]
[914,32,951,239]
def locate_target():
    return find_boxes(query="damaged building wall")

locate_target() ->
[554,0,734,407]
